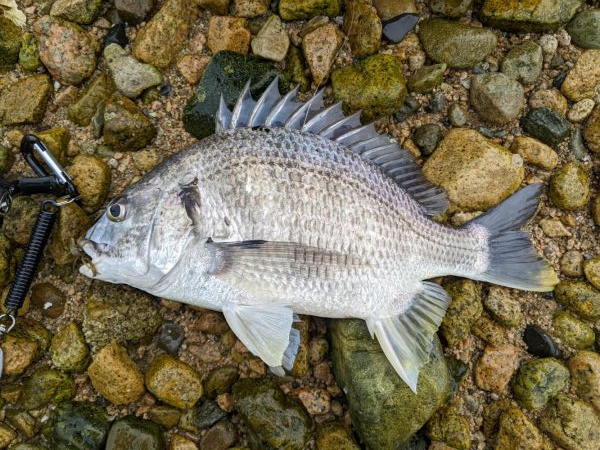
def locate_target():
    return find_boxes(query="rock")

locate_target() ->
[413,124,443,155]
[37,127,70,165]
[561,250,584,277]
[106,416,166,450]
[495,405,552,450]
[145,354,203,409]
[105,44,162,98]
[331,53,406,123]
[0,233,15,288]
[584,105,600,153]
[296,387,331,415]
[439,279,482,347]
[428,0,472,18]
[157,321,185,355]
[207,16,251,55]
[315,422,360,450]
[3,196,39,245]
[195,312,229,335]
[251,15,290,62]
[279,0,341,21]
[179,399,227,432]
[115,0,153,24]
[51,322,89,372]
[510,136,558,171]
[470,73,525,124]
[448,104,467,127]
[203,366,239,398]
[555,281,600,320]
[512,358,569,410]
[48,202,91,266]
[539,217,571,237]
[148,406,181,428]
[0,319,50,377]
[381,13,419,44]
[521,107,571,147]
[583,257,600,290]
[472,316,507,346]
[549,162,590,210]
[196,0,229,15]
[372,0,416,20]
[34,16,96,85]
[103,93,156,151]
[183,51,280,139]
[561,50,600,101]
[104,23,128,48]
[483,286,522,328]
[19,32,41,72]
[568,98,595,123]
[568,350,600,413]
[177,54,209,85]
[529,88,568,115]
[232,378,313,449]
[552,311,595,349]
[330,319,452,449]
[566,9,600,49]
[419,19,497,69]
[170,435,198,450]
[4,409,37,438]
[303,23,344,86]
[426,405,471,450]
[524,325,560,358]
[475,344,520,394]
[0,424,16,448]
[538,394,600,450]
[45,401,110,450]
[21,367,75,410]
[87,340,145,405]
[0,144,15,173]
[501,41,543,83]
[423,129,524,211]
[284,45,310,93]
[0,15,21,72]
[231,0,267,18]
[343,2,381,58]
[289,316,310,378]
[0,74,52,125]
[480,0,581,32]
[50,0,102,24]
[67,154,111,213]
[68,72,116,126]
[408,64,446,94]
[82,284,162,350]
[132,0,192,68]
[200,420,237,450]
[592,195,600,226]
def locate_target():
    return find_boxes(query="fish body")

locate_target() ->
[80,80,557,391]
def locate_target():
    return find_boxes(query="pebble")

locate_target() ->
[103,93,156,151]
[382,14,419,44]
[475,344,521,393]
[394,94,420,122]
[68,72,116,126]
[21,367,76,410]
[480,0,580,31]
[524,325,560,358]
[105,44,162,98]
[560,250,584,277]
[583,257,600,290]
[423,129,524,211]
[88,340,145,405]
[567,98,595,123]
[200,420,237,450]
[50,0,102,25]
[0,74,53,125]
[408,64,446,94]
[470,73,525,124]
[495,405,552,450]
[521,107,571,147]
[448,104,467,126]
[342,1,381,58]
[50,322,89,372]
[19,32,41,72]
[549,161,590,210]
[510,136,558,171]
[251,15,290,62]
[157,321,184,355]
[413,124,443,155]
[279,0,341,21]
[428,0,472,18]
[44,401,110,449]
[230,0,268,18]
[554,281,600,320]
[296,387,331,415]
[207,16,251,55]
[552,311,595,350]
[568,350,600,413]
[426,405,471,450]
[561,49,600,101]
[145,354,203,409]
[539,217,571,237]
[316,422,360,450]
[501,41,543,83]
[179,399,227,432]
[303,23,344,86]
[67,154,111,213]
[583,105,600,153]
[566,9,600,50]
[528,88,567,115]
[0,16,21,71]
[512,357,569,410]
[427,91,447,113]
[483,286,522,328]
[203,366,239,398]
[105,415,166,450]
[48,202,92,266]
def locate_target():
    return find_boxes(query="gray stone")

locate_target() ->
[470,73,524,124]
[251,15,290,62]
[566,9,600,49]
[413,123,444,155]
[104,44,162,98]
[115,0,153,24]
[501,41,543,83]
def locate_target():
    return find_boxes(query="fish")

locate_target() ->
[79,78,558,392]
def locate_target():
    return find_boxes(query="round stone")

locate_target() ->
[413,123,444,155]
[566,9,600,49]
[501,41,543,83]
[554,281,600,320]
[44,401,110,449]
[552,311,595,350]
[568,98,595,123]
[549,162,591,210]
[510,136,558,171]
[145,354,203,409]
[105,416,166,450]
[583,256,600,290]
[50,322,89,372]
[560,250,584,277]
[512,358,569,410]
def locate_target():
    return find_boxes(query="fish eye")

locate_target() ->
[107,201,127,222]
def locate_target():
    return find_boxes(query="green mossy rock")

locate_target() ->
[50,0,102,25]
[5,409,38,438]
[148,406,182,428]
[549,162,591,210]
[426,405,471,450]
[284,46,310,93]
[440,279,483,347]
[3,196,39,245]
[179,400,227,433]
[203,365,239,398]
[583,256,600,290]
[315,423,360,450]
[19,32,41,72]
[501,41,543,84]
[0,423,17,449]
[552,311,595,350]
[145,354,203,409]
[566,9,600,49]
[0,74,53,125]
[50,322,90,372]
[67,154,111,213]
[103,93,156,151]
[495,405,552,450]
[68,72,116,127]
[0,16,21,71]
[44,401,110,450]
[37,127,70,165]
[554,281,600,320]
[279,0,342,21]
[21,367,76,410]
[0,144,15,173]
[48,202,92,266]
[105,416,165,450]
[480,0,582,32]
[512,358,569,410]
[428,0,473,18]
[408,64,446,94]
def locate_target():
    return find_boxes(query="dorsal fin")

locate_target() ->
[216,77,449,215]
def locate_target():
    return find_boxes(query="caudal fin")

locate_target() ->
[468,184,558,292]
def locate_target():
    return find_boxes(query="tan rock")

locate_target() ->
[67,155,111,213]
[495,405,553,450]
[539,218,572,237]
[561,49,600,101]
[510,136,558,171]
[475,344,521,393]
[230,0,268,18]
[177,54,210,84]
[528,88,568,115]
[207,16,251,55]
[567,98,595,123]
[302,23,344,86]
[593,195,600,226]
[0,334,38,377]
[196,0,229,15]
[170,435,198,450]
[251,15,290,62]
[372,0,416,21]
[145,354,203,409]
[568,351,600,413]
[560,250,584,277]
[48,202,92,266]
[583,105,600,153]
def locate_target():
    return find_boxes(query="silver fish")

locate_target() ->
[79,79,558,392]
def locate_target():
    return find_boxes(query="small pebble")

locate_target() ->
[567,98,595,123]
[382,14,419,44]
[523,325,560,358]
[157,321,185,355]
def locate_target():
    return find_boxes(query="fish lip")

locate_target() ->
[77,238,105,277]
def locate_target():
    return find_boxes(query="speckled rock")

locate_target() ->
[303,23,344,86]
[554,281,600,320]
[103,93,156,151]
[440,279,482,347]
[568,350,600,413]
[552,311,595,350]
[528,88,568,115]
[203,366,239,398]
[106,416,166,450]
[408,64,446,94]
[233,378,314,449]
[331,53,406,123]
[34,16,96,85]
[179,400,227,432]
[51,322,89,372]
[231,0,268,18]
[0,74,52,125]
[196,0,229,15]
[279,0,341,21]
[48,201,92,266]
[68,72,116,126]
[470,73,525,124]
[67,154,111,213]
[561,49,600,101]
[50,0,102,24]
[419,19,497,69]
[521,107,571,147]
[132,0,192,68]
[427,0,472,18]
[484,287,522,328]
[145,354,203,409]
[207,16,251,55]
[566,9,600,49]
[149,406,181,428]
[315,422,360,450]
[105,44,162,98]
[21,367,76,410]
[3,196,39,245]
[426,405,471,450]
[510,136,558,171]
[330,319,452,449]
[251,15,290,62]
[512,358,569,410]
[480,0,582,32]
[568,98,595,123]
[44,401,110,450]
[501,41,543,83]
[200,420,237,450]
[561,250,584,278]
[538,394,600,450]
[19,32,41,72]
[0,319,50,377]
[475,343,521,394]
[549,162,590,210]
[583,106,600,153]
[495,405,552,450]
[423,129,524,211]
[0,16,21,71]
[583,257,600,290]
[343,1,382,58]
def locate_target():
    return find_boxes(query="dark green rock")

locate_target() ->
[148,406,181,428]
[419,19,497,68]
[427,0,473,18]
[0,16,21,71]
[413,123,444,155]
[279,0,342,21]
[21,367,76,410]
[179,400,227,433]
[512,358,569,410]
[554,281,600,320]
[549,162,591,210]
[203,366,239,398]
[480,0,582,32]
[408,64,446,94]
[105,416,165,450]
[183,51,281,140]
[232,378,314,450]
[330,319,452,449]
[552,311,595,349]
[520,107,571,147]
[68,72,116,127]
[103,93,156,151]
[19,32,41,72]
[0,144,15,173]
[284,46,310,93]
[426,405,471,450]
[440,280,482,348]
[331,53,407,123]
[566,9,600,49]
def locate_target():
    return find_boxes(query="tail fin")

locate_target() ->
[468,184,558,292]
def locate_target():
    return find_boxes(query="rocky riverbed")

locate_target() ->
[0,0,599,449]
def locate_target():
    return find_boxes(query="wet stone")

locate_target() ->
[50,0,102,25]
[552,311,595,350]
[520,107,571,148]
[145,354,203,409]
[103,93,156,151]
[470,73,525,125]
[568,350,600,413]
[315,422,360,450]
[115,0,154,25]
[105,44,162,98]
[480,0,581,32]
[19,32,41,72]
[200,420,237,450]
[149,406,181,428]
[158,321,185,355]
[203,366,239,398]
[549,162,591,210]
[413,124,443,155]
[279,0,342,21]
[408,64,446,94]
[51,321,89,372]
[179,399,227,432]
[501,41,543,84]
[382,13,418,44]
[106,416,166,450]
[44,401,110,450]
[343,1,382,58]
[566,9,600,50]
[21,367,76,410]
[524,325,560,358]
[0,74,52,125]
[68,72,116,127]
[512,357,569,410]
[583,256,600,290]
[561,50,600,102]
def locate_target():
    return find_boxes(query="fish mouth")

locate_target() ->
[77,237,106,278]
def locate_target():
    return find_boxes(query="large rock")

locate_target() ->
[104,44,162,98]
[68,72,116,126]
[568,350,600,413]
[115,0,154,24]
[105,416,166,450]
[67,155,111,213]
[584,105,600,153]
[34,16,96,85]
[470,73,524,124]
[0,16,21,71]
[145,354,203,409]
[495,405,552,450]
[501,41,543,83]
[423,128,524,211]
[50,0,102,24]
[0,74,52,125]
[480,0,582,32]
[561,49,600,101]
[343,1,382,58]
[302,23,344,86]
[427,0,472,18]
[512,358,569,410]
[549,162,591,210]
[103,94,156,151]
[554,281,600,320]
[183,51,280,140]
[330,319,452,449]
[566,9,600,49]
[279,0,342,21]
[419,19,497,68]
[44,401,111,449]
[331,53,407,123]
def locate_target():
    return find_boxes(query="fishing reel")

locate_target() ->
[0,135,79,378]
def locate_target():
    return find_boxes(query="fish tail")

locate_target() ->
[467,183,558,292]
